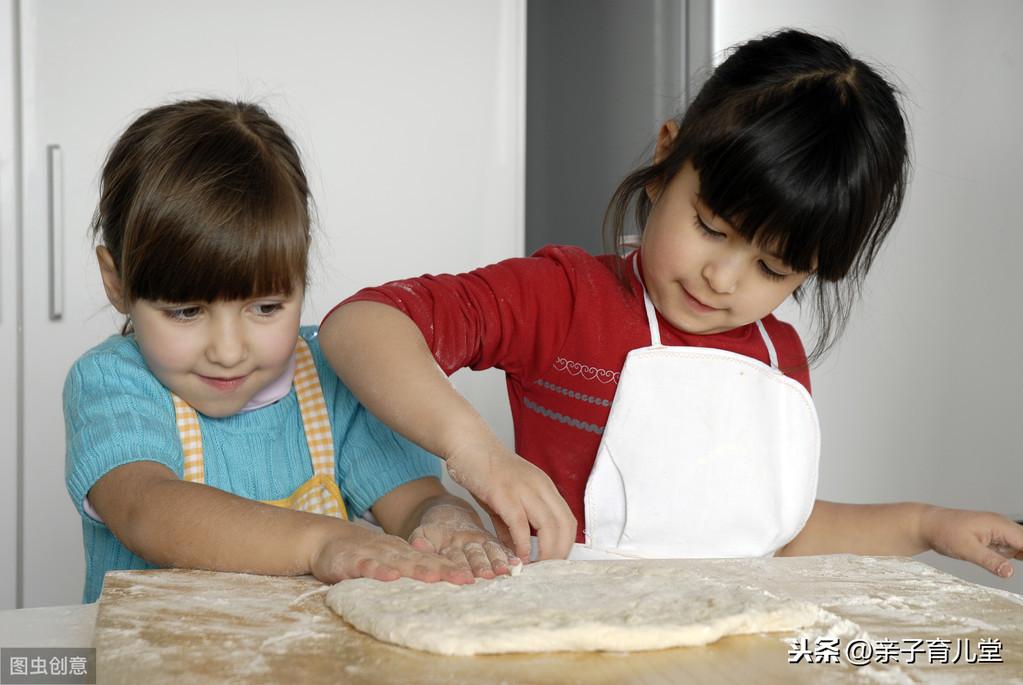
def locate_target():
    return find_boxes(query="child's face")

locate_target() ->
[640,162,810,335]
[128,289,304,417]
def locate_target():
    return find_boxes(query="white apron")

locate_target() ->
[577,258,820,560]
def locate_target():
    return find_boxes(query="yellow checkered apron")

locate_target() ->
[171,337,348,520]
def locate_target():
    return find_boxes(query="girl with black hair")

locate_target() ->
[321,30,1023,576]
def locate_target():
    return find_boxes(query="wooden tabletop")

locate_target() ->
[94,555,1023,684]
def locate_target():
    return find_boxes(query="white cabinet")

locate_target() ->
[12,0,524,607]
[1,1,20,611]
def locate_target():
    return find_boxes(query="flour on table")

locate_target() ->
[325,559,821,656]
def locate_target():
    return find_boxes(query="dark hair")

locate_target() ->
[91,98,311,334]
[604,29,909,363]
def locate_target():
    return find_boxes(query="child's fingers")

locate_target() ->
[357,542,472,585]
[488,513,516,554]
[981,517,1023,575]
[494,456,573,560]
[410,537,436,553]
[398,552,474,585]
[439,545,472,573]
[314,527,476,585]
[990,555,1015,579]
[965,543,1015,578]
[482,539,516,576]
[532,512,558,560]
[532,493,575,561]
[353,558,402,582]
[493,500,532,561]
[991,544,1021,562]
[457,542,496,579]
[996,519,1023,551]
[434,558,476,585]
[448,540,518,578]
[408,527,437,553]
[541,488,576,559]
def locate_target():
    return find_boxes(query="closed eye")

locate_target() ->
[693,214,725,238]
[758,261,788,281]
[694,212,794,281]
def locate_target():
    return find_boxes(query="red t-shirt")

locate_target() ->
[335,245,811,541]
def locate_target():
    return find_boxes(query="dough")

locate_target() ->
[325,559,821,656]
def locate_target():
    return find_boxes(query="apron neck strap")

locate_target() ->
[632,250,780,368]
[754,319,779,369]
[292,337,337,480]
[632,254,662,346]
[172,336,337,485]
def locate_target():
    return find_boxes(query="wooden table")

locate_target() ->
[93,555,1023,684]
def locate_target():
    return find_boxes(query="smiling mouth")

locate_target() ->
[681,286,722,313]
[198,374,249,391]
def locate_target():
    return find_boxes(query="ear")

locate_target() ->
[654,119,680,165]
[645,120,681,202]
[96,246,129,314]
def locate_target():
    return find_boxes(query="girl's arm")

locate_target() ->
[89,460,475,584]
[320,300,576,561]
[777,500,1023,578]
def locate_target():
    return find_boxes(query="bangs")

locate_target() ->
[119,119,309,303]
[603,30,909,363]
[690,73,901,281]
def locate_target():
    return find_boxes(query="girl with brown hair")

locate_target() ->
[64,98,517,603]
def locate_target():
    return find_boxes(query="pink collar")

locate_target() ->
[239,352,296,412]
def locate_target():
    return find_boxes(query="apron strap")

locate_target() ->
[754,320,779,369]
[172,336,336,484]
[173,394,205,484]
[631,254,662,346]
[632,249,780,368]
[293,338,336,480]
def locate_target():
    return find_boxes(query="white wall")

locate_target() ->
[714,0,1023,593]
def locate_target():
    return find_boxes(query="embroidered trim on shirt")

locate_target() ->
[523,397,604,435]
[534,379,611,407]
[552,357,620,384]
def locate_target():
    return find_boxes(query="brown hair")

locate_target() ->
[603,30,909,363]
[91,98,311,333]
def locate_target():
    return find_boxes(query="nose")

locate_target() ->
[206,315,247,368]
[702,255,741,295]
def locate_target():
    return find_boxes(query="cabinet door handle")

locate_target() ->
[47,144,64,321]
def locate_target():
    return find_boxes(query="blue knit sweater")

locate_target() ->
[63,325,441,602]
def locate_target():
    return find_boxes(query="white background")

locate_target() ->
[715,0,1023,594]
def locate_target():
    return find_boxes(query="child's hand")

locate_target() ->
[309,520,475,586]
[919,506,1023,578]
[445,447,576,562]
[408,502,521,579]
